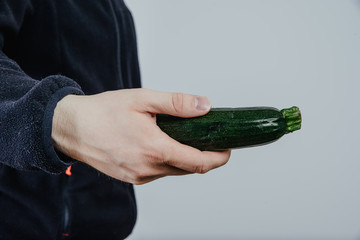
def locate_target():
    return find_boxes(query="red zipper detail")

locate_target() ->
[65,166,72,176]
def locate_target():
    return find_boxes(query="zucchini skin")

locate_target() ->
[156,107,291,151]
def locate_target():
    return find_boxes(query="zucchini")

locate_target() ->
[156,106,301,150]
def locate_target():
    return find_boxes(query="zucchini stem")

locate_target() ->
[281,106,302,133]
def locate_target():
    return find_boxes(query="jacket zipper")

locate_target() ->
[108,0,124,89]
[62,203,70,237]
[61,173,71,238]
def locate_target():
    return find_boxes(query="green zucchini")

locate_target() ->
[156,106,301,150]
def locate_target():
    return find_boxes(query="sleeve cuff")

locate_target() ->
[41,76,84,174]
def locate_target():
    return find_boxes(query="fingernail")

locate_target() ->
[195,96,211,111]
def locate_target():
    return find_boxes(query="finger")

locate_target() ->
[162,139,231,174]
[153,163,193,177]
[131,164,193,185]
[138,89,211,118]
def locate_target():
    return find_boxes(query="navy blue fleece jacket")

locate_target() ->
[0,0,140,239]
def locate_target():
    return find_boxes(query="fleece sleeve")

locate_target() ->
[0,1,85,173]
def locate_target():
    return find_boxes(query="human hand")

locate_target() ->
[52,88,231,184]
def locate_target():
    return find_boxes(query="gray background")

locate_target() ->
[125,0,360,239]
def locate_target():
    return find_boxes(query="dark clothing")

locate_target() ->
[0,0,140,239]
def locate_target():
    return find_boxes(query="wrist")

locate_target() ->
[51,94,80,158]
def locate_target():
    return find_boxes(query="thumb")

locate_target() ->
[141,89,211,118]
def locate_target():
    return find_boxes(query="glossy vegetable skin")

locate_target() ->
[156,106,301,151]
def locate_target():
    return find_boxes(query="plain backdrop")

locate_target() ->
[125,0,360,239]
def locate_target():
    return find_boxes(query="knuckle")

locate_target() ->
[159,148,171,166]
[194,165,207,174]
[131,169,148,185]
[143,148,165,164]
[132,179,146,185]
[193,159,209,174]
[171,92,185,114]
[130,148,164,185]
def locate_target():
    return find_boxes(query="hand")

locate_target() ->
[52,88,231,184]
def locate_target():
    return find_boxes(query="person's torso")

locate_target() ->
[4,0,141,93]
[0,1,140,239]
